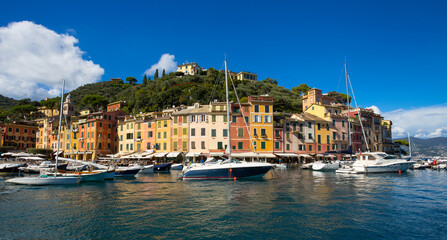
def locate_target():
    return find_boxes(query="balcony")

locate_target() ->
[275,135,281,139]
[261,134,268,138]
[135,138,142,142]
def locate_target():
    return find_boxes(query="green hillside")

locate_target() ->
[69,70,304,114]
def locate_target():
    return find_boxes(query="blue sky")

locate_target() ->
[0,0,446,138]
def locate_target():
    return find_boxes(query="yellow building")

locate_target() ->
[177,62,203,75]
[118,116,137,154]
[249,96,274,154]
[63,118,81,159]
[236,71,257,81]
[37,106,60,118]
[155,108,176,153]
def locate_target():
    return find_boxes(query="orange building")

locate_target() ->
[1,122,37,150]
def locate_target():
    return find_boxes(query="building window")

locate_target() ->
[191,141,196,149]
[261,141,266,149]
[327,135,330,144]
[309,145,312,151]
[211,129,216,137]
[275,142,280,149]
[232,116,237,123]
[191,128,196,136]
[163,143,167,150]
[308,122,312,128]
[261,129,267,137]
[318,145,321,151]
[201,141,205,149]
[218,142,223,150]
[98,143,102,150]
[173,141,178,150]
[286,144,290,150]
[238,128,244,137]
[163,132,167,139]
[254,105,259,112]
[265,105,270,113]
[183,128,187,135]
[318,135,321,144]
[201,128,206,136]
[308,133,312,139]
[223,129,228,137]
[238,142,243,149]
[174,128,178,135]
[244,116,249,123]
[212,115,216,122]
[223,115,227,122]
[182,141,187,150]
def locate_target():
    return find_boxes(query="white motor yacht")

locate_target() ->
[336,152,415,174]
[312,160,340,171]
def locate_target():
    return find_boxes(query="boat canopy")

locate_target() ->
[275,153,299,157]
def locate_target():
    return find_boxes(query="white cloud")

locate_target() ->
[383,104,447,139]
[368,105,381,114]
[144,53,177,76]
[0,21,104,100]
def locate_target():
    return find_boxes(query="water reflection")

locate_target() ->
[1,169,446,239]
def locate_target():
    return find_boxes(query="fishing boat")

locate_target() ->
[182,59,272,180]
[6,80,80,185]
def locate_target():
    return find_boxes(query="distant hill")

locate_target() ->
[395,137,447,156]
[0,94,18,110]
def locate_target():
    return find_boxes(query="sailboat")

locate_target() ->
[182,59,272,179]
[6,81,81,185]
[335,63,415,174]
[313,62,353,171]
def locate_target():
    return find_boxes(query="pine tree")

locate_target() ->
[162,69,166,77]
[154,69,159,79]
[143,74,147,85]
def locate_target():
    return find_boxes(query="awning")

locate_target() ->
[257,153,276,158]
[298,154,312,158]
[186,152,201,157]
[167,152,181,158]
[231,152,259,158]
[1,153,14,156]
[316,154,325,157]
[17,156,45,161]
[275,153,299,157]
[154,152,168,158]
[141,150,154,156]
[210,152,225,156]
[326,154,337,158]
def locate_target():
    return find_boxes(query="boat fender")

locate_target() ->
[234,177,237,181]
[229,168,232,173]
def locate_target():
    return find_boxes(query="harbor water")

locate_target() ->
[1,169,446,240]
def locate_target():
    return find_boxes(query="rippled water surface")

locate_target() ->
[1,169,446,240]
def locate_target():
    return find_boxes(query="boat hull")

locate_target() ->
[312,162,340,171]
[5,176,80,185]
[337,161,415,174]
[114,168,140,177]
[183,165,272,179]
[171,164,183,171]
[153,163,172,172]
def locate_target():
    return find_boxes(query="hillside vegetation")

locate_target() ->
[70,69,304,114]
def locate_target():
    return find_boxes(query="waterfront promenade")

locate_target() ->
[1,169,446,240]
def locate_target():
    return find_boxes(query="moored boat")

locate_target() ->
[336,152,415,174]
[171,163,183,171]
[6,176,80,185]
[312,161,340,171]
[153,163,172,172]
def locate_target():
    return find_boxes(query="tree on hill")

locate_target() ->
[394,140,409,146]
[261,77,278,85]
[143,74,148,85]
[154,69,159,79]
[81,95,109,112]
[292,83,311,95]
[126,77,137,85]
[11,104,37,119]
[328,91,351,104]
[162,69,166,77]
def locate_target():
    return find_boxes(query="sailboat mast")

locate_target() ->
[408,132,412,158]
[225,60,232,159]
[345,62,351,148]
[55,80,65,175]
